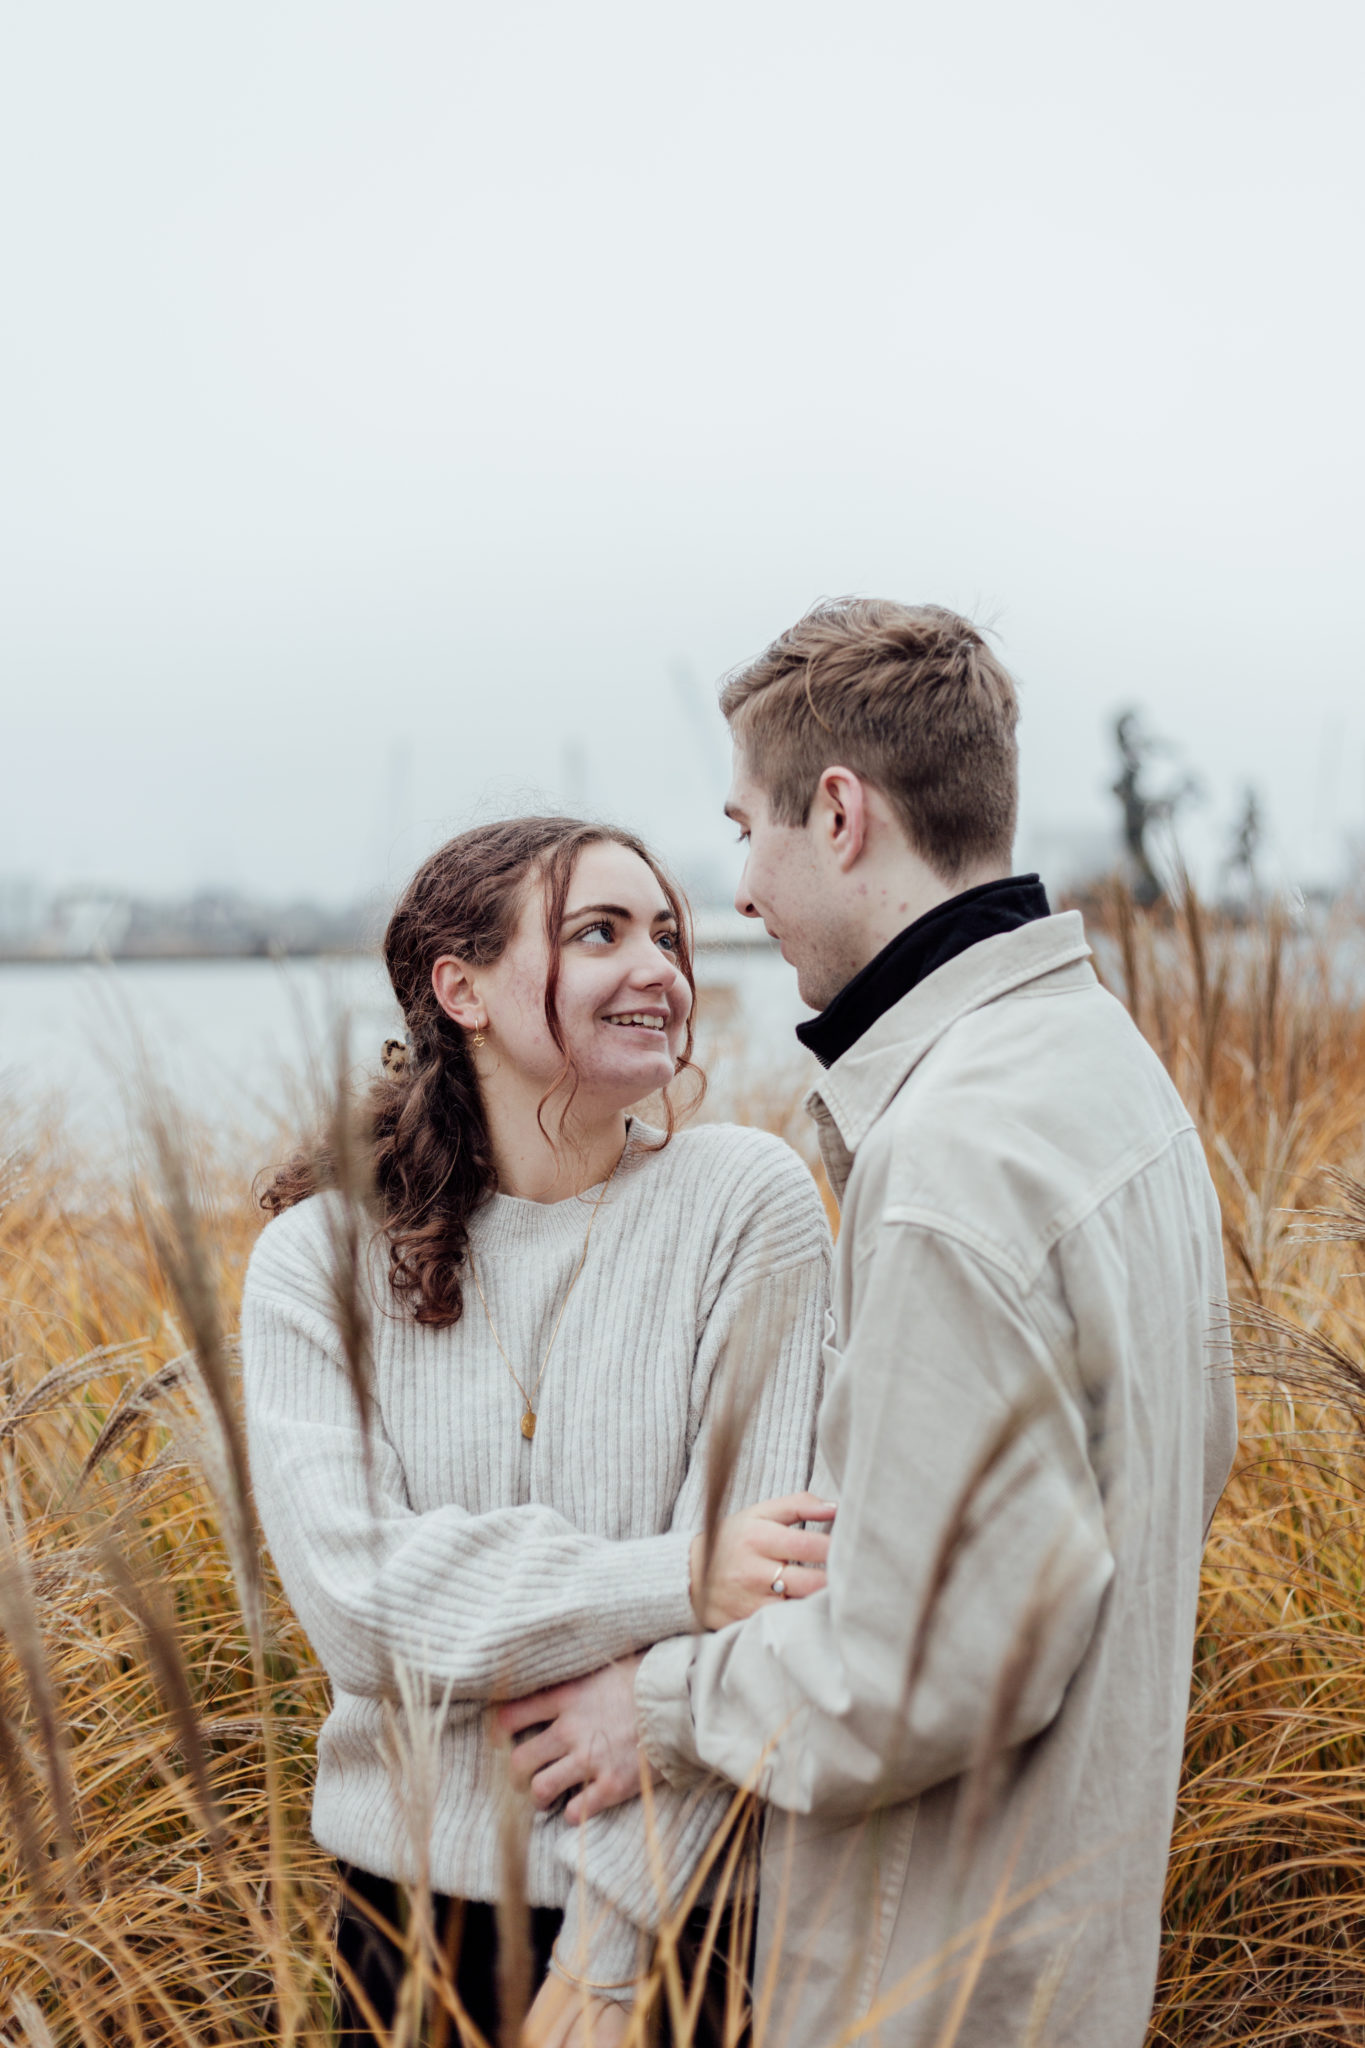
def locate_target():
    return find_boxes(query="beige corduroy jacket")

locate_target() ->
[636,911,1237,2048]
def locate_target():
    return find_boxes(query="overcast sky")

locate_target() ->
[3,1,1362,908]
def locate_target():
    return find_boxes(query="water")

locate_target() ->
[0,949,816,1154]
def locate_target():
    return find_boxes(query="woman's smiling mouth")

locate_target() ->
[603,1011,668,1030]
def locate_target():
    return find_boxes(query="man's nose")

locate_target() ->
[733,852,759,918]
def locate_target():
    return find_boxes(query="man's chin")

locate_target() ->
[792,954,850,1014]
[794,968,832,1013]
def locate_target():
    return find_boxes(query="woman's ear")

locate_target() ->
[432,956,486,1031]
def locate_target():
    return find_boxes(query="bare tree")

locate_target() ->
[1221,785,1263,905]
[1111,711,1198,907]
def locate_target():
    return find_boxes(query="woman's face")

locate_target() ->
[464,841,692,1111]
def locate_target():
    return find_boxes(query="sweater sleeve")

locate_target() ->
[550,1143,831,1993]
[637,1221,1115,1821]
[240,1207,696,1704]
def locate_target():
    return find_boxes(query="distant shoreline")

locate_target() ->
[0,924,778,967]
[0,947,371,966]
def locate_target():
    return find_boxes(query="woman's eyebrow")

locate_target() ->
[562,902,677,924]
[563,901,633,922]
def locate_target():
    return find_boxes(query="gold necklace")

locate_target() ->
[467,1139,626,1441]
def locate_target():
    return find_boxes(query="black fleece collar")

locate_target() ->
[795,874,1052,1070]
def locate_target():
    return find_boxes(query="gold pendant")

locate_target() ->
[520,1409,537,1440]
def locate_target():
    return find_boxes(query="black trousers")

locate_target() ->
[335,1862,749,2046]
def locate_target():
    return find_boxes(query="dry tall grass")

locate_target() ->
[2,891,1365,2044]
[1115,887,1365,2046]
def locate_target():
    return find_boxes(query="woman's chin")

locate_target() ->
[580,1050,677,1104]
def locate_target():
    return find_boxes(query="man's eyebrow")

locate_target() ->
[562,902,678,924]
[723,801,747,822]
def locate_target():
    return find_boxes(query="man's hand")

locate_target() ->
[496,1655,652,1824]
[689,1491,836,1630]
[523,1971,629,2047]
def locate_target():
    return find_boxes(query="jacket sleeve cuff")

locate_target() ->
[636,1634,708,1787]
[551,1881,647,2005]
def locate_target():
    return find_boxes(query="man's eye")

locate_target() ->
[734,829,749,844]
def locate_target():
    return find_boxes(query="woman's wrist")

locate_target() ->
[547,1948,639,2004]
[552,1880,648,2006]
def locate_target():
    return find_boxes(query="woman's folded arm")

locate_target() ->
[242,1268,695,1703]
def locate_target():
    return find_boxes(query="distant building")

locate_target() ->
[0,877,47,949]
[47,891,133,957]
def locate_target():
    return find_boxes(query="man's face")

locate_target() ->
[725,749,863,1011]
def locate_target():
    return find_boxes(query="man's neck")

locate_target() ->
[844,859,1010,979]
[797,871,1051,1070]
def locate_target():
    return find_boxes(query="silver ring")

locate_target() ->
[771,1574,787,1598]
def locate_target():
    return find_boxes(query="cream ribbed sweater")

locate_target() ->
[240,1118,829,1992]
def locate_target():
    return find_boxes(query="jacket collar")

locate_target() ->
[796,873,1051,1070]
[806,910,1093,1195]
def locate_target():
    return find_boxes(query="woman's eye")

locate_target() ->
[656,931,679,954]
[576,920,614,945]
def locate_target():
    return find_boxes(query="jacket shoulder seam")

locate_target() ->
[881,1118,1201,1291]
[877,1209,1029,1289]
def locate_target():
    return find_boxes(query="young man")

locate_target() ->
[503,600,1237,2048]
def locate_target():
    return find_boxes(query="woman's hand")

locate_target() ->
[689,1491,836,1629]
[497,1656,651,1823]
[523,1971,630,2047]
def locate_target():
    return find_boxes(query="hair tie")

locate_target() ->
[381,1036,412,1078]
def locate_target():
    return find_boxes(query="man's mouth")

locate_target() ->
[603,1011,669,1031]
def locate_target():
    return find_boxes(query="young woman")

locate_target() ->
[241,816,832,2047]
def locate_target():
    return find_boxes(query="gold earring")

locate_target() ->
[471,1026,486,1049]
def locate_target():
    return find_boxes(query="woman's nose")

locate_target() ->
[625,944,664,983]
[627,942,681,992]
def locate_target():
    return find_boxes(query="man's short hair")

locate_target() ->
[719,599,1020,882]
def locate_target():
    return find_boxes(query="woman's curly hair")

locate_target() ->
[258,816,700,1327]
